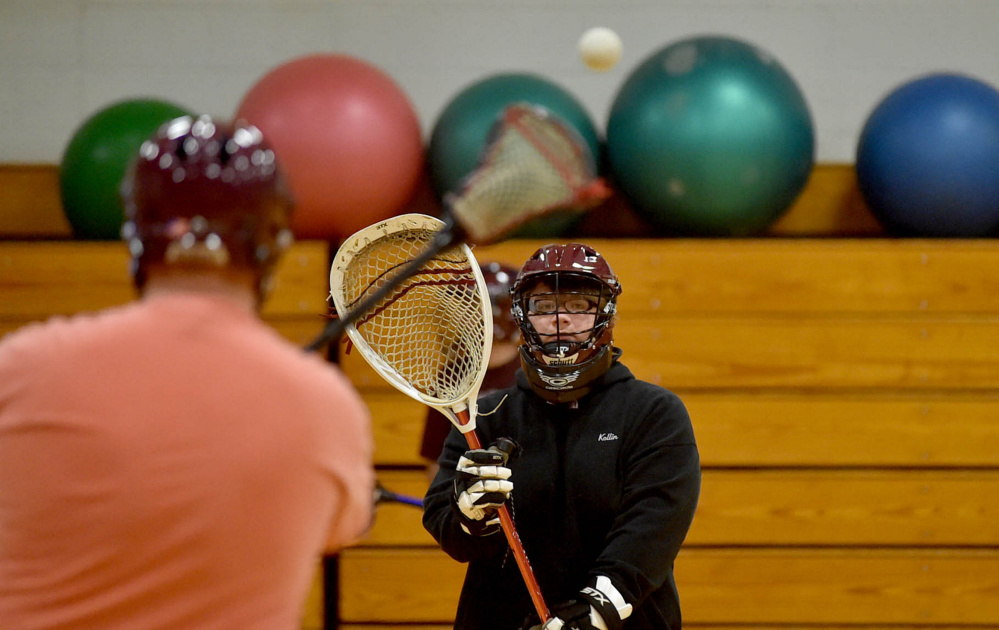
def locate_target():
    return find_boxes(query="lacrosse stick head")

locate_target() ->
[329,214,492,431]
[445,103,611,245]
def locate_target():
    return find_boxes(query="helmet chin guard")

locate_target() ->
[520,344,615,404]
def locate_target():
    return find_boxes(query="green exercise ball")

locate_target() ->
[607,36,815,235]
[60,98,194,239]
[428,73,601,238]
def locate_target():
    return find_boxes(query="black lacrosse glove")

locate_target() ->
[451,440,515,536]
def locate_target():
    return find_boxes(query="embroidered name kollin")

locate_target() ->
[598,432,618,442]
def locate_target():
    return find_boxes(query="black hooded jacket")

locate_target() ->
[423,358,701,629]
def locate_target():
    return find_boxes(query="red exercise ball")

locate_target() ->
[235,54,424,240]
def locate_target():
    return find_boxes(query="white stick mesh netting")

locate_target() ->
[335,226,487,404]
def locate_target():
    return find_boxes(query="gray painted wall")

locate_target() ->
[2,0,997,163]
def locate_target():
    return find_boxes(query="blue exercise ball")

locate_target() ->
[606,35,815,236]
[428,73,601,238]
[856,73,999,236]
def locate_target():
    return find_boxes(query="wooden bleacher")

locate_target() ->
[3,164,999,629]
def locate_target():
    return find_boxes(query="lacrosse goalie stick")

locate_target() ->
[304,102,610,353]
[329,213,553,623]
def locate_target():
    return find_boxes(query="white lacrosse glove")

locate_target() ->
[452,444,514,536]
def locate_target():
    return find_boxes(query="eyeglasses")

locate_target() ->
[526,294,600,315]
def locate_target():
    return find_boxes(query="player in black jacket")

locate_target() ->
[423,243,700,630]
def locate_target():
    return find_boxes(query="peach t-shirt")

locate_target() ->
[0,293,374,629]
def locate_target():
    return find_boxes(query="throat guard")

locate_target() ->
[520,344,614,404]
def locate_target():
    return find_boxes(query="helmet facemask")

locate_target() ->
[514,273,617,365]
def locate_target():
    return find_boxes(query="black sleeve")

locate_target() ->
[591,390,700,606]
[422,420,510,563]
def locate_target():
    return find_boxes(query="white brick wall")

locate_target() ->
[1,0,997,163]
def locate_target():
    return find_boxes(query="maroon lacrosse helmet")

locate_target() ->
[120,115,295,297]
[481,261,520,343]
[511,243,622,404]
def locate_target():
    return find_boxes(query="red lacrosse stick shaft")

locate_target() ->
[457,409,551,623]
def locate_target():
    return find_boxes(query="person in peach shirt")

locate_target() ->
[0,115,374,630]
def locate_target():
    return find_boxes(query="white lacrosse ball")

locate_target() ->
[578,27,623,72]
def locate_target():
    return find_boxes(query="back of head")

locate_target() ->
[120,115,295,298]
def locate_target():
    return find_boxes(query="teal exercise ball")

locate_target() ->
[428,73,601,238]
[60,98,194,239]
[607,36,815,235]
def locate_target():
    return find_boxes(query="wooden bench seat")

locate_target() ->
[364,390,999,467]
[344,316,999,390]
[339,548,999,625]
[365,469,999,547]
[0,241,331,346]
[473,239,999,316]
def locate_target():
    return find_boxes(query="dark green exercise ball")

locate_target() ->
[428,73,601,238]
[60,98,194,239]
[607,36,815,236]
